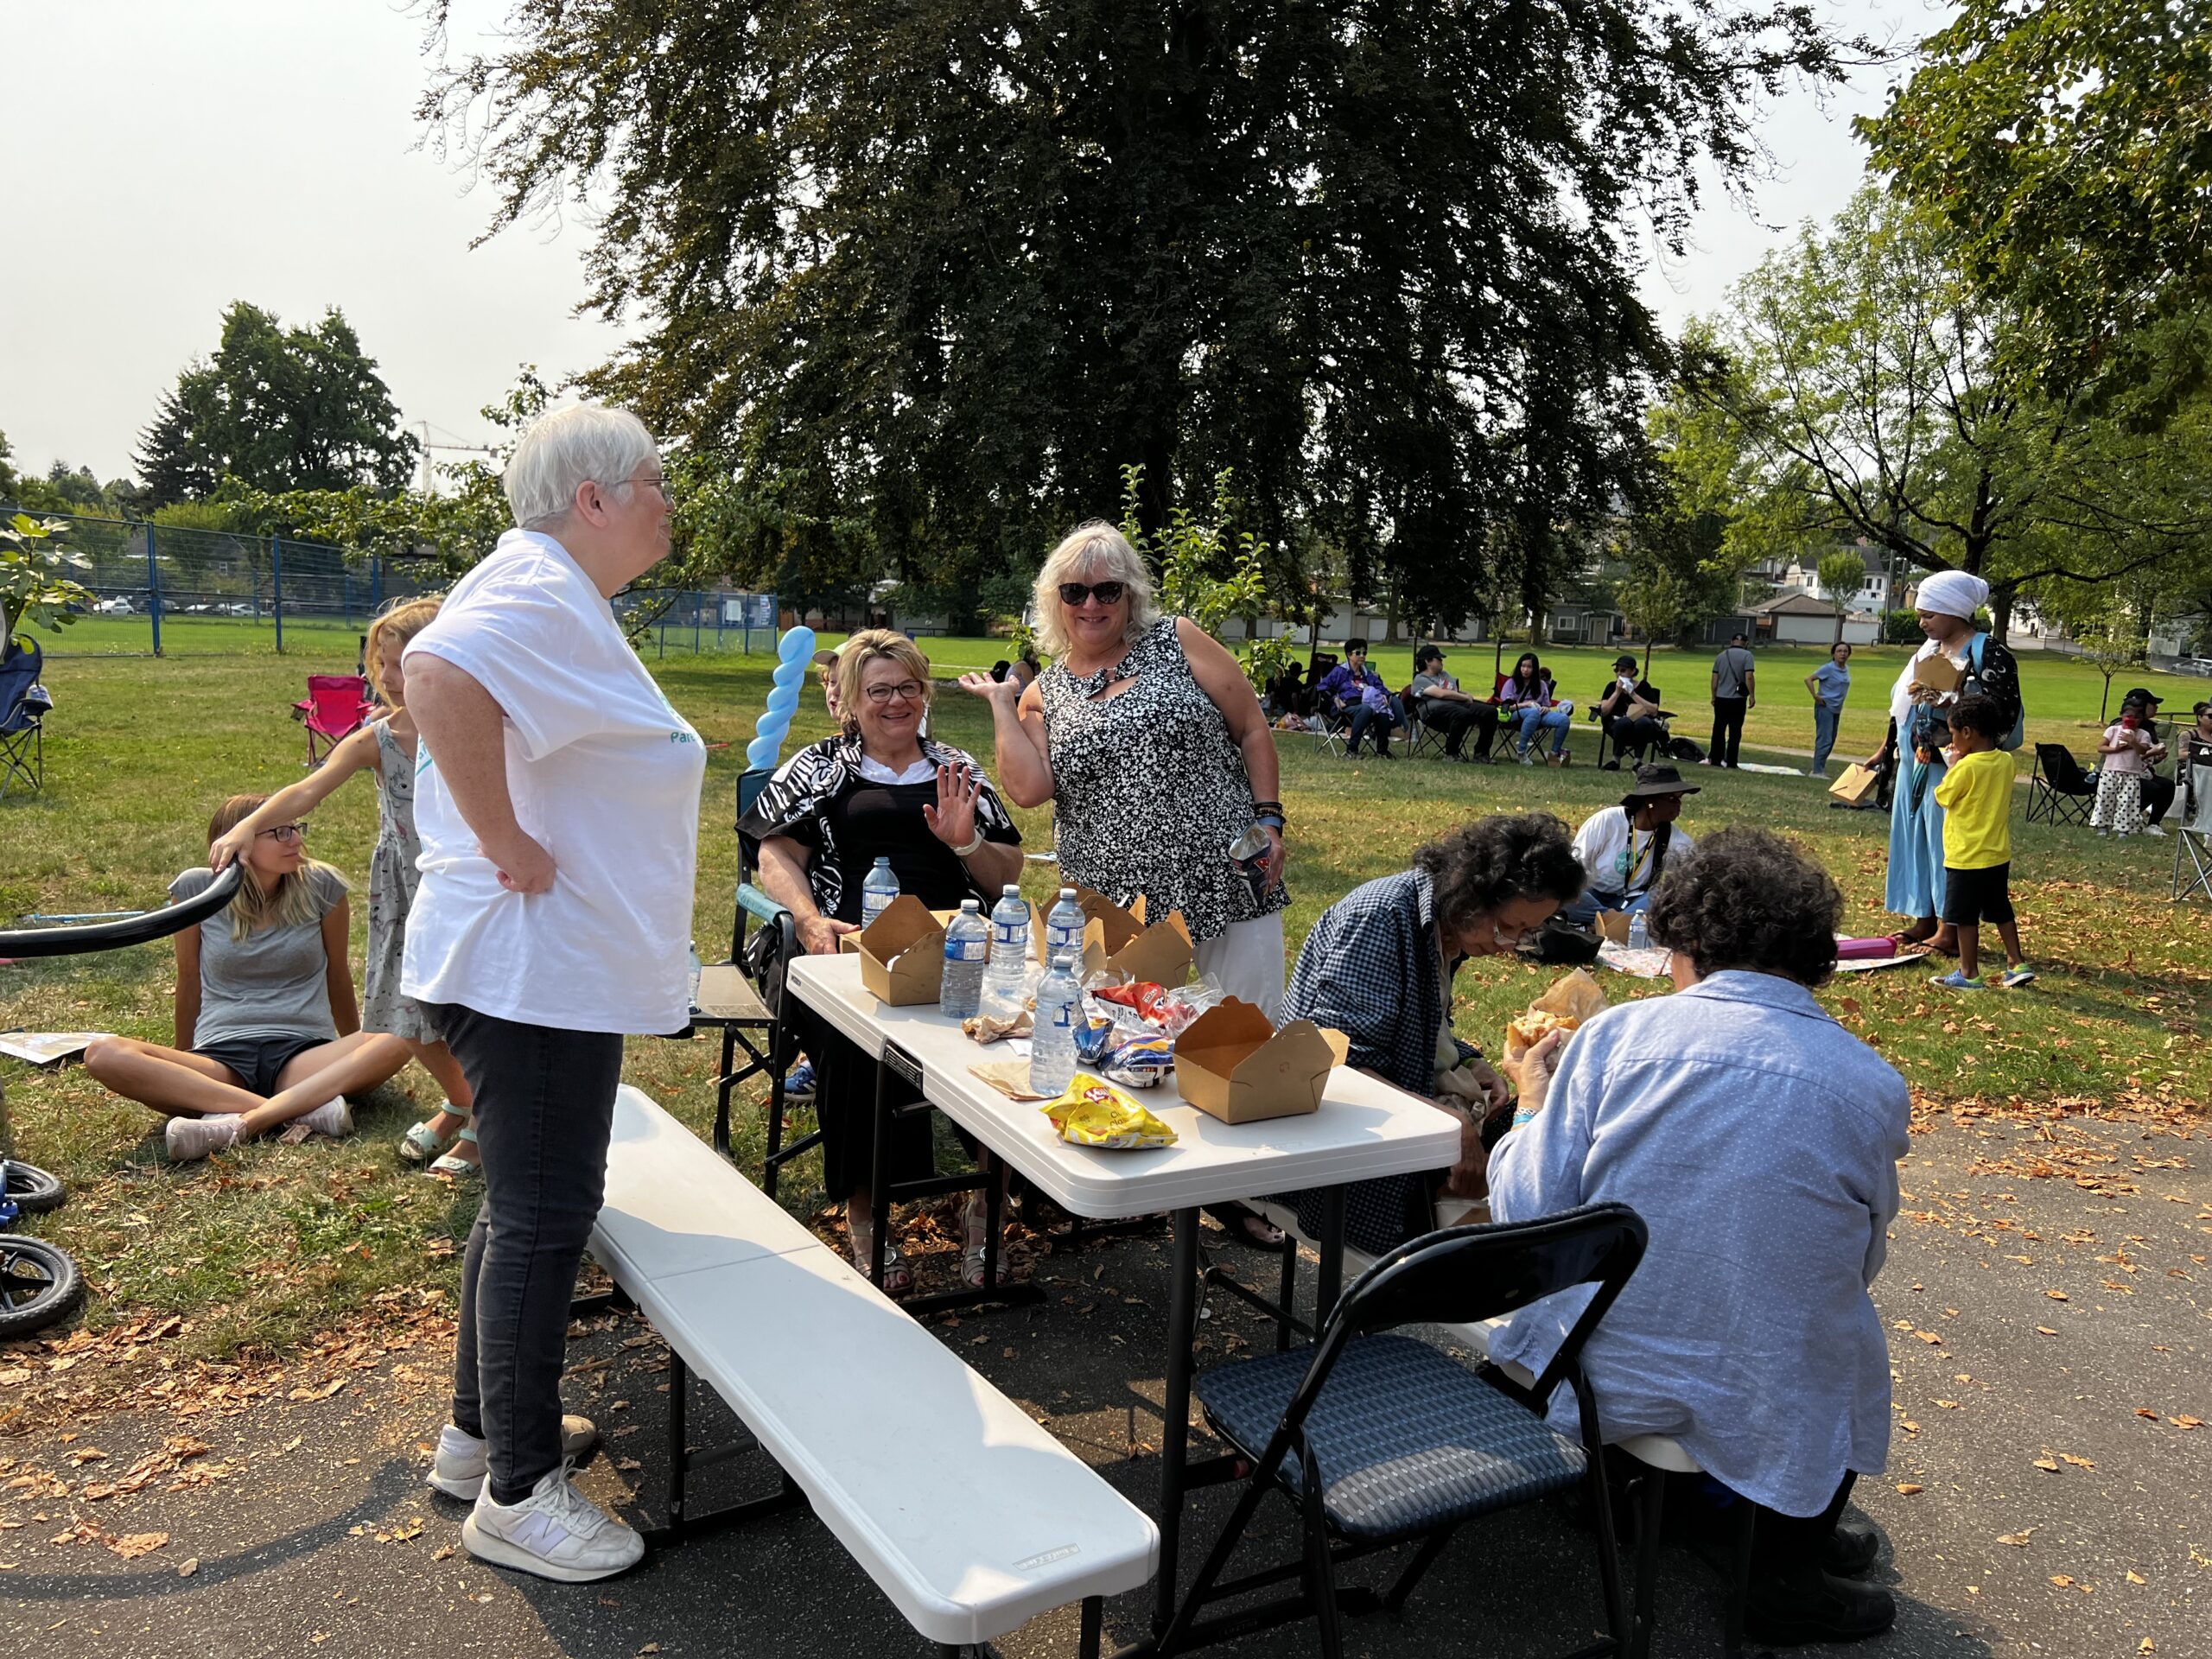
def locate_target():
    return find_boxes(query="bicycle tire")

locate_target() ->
[3,1160,66,1215]
[0,1236,85,1338]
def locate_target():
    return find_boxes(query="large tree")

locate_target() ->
[420,0,1851,620]
[133,302,418,505]
[1861,0,2212,424]
[1681,189,2212,640]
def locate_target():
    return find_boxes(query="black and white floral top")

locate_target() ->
[1035,617,1288,944]
[739,732,1021,923]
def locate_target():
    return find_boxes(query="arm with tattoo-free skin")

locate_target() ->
[404,655,555,894]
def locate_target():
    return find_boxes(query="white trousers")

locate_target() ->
[2092,771,2141,833]
[1192,912,1287,1025]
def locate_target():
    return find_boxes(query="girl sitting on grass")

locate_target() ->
[207,596,482,1174]
[84,795,411,1161]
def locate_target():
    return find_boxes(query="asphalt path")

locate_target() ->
[3,1104,2202,1659]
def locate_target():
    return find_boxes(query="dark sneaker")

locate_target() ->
[1745,1567,1897,1646]
[1821,1516,1884,1577]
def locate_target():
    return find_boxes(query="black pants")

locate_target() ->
[2144,774,2177,823]
[1419,701,1497,757]
[1750,1471,1857,1574]
[1608,715,1666,764]
[429,1001,625,1505]
[1709,697,1747,766]
[798,1004,932,1198]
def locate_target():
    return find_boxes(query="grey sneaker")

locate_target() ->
[429,1417,601,1501]
[297,1096,353,1137]
[461,1461,643,1582]
[165,1113,245,1161]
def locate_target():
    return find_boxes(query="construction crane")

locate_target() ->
[413,421,499,493]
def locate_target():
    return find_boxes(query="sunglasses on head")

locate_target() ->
[1058,581,1126,607]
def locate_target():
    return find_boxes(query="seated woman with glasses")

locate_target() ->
[742,630,1027,1291]
[1274,814,1586,1255]
[84,795,412,1161]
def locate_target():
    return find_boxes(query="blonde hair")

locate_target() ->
[364,594,443,708]
[207,794,348,942]
[1031,521,1161,658]
[834,630,934,734]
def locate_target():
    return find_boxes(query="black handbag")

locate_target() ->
[1517,917,1603,965]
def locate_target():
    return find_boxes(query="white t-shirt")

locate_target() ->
[1572,806,1696,899]
[400,529,707,1033]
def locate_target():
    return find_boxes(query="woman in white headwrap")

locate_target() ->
[1860,569,2021,952]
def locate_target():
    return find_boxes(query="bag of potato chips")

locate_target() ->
[1040,1074,1178,1149]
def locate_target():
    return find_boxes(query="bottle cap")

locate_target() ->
[1058,887,1076,899]
[1003,883,1020,895]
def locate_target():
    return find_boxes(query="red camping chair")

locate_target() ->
[290,675,373,769]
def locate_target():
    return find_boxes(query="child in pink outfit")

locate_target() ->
[2092,715,2151,836]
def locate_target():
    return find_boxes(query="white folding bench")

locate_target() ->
[588,1086,1160,1656]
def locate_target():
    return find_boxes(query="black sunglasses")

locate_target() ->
[1058,581,1126,607]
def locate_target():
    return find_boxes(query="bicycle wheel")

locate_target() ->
[0,1236,85,1338]
[3,1160,67,1215]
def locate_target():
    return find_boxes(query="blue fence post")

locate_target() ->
[693,589,702,654]
[146,524,163,657]
[272,535,284,653]
[372,553,383,611]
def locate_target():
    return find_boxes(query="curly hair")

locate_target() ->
[1948,693,2006,741]
[1645,826,1840,987]
[1412,813,1585,933]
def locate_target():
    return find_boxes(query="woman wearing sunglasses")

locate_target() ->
[744,629,1026,1289]
[960,521,1292,1243]
[83,796,411,1160]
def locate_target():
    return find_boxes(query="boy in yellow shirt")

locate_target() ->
[1930,696,2033,989]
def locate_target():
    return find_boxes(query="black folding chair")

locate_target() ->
[2025,742,2095,827]
[0,636,48,804]
[687,768,811,1183]
[1157,1203,1649,1659]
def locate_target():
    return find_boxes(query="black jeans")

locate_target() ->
[429,1001,625,1504]
[1709,697,1747,766]
[1419,701,1497,757]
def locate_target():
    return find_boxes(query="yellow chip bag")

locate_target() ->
[1040,1074,1178,1150]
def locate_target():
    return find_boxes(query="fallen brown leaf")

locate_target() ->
[1894,1483,1923,1495]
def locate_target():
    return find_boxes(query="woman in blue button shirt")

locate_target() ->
[1490,826,1911,1648]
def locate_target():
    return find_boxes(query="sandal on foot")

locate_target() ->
[849,1217,912,1294]
[1206,1200,1285,1249]
[961,1193,1001,1289]
[428,1128,480,1178]
[400,1115,462,1162]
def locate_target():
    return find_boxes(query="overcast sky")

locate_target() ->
[2,1,1931,486]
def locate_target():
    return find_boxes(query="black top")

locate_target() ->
[1599,677,1661,717]
[823,777,1002,925]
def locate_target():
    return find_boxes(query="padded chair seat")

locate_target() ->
[1195,1334,1586,1541]
[691,962,771,1025]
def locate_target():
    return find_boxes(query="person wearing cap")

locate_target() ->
[1409,643,1498,760]
[2121,689,2175,834]
[1565,765,1698,926]
[1860,569,2020,954]
[1707,630,1757,768]
[1596,654,1668,768]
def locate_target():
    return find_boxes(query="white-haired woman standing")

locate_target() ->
[402,404,705,1584]
[960,521,1291,1242]
[1861,569,2020,954]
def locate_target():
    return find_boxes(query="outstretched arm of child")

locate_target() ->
[209,721,386,871]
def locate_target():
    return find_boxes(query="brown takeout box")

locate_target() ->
[1910,653,1964,696]
[839,893,946,1005]
[1033,886,1194,987]
[1594,909,1632,944]
[1827,763,1881,805]
[1173,998,1351,1125]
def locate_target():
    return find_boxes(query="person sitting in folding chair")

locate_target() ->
[1490,827,1911,1647]
[1408,644,1497,760]
[1315,639,1402,758]
[1594,654,1668,769]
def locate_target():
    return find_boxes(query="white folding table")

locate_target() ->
[783,953,1462,1639]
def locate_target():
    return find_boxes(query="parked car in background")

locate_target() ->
[2177,657,2212,677]
[92,596,135,615]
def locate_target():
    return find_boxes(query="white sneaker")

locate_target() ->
[297,1096,353,1137]
[461,1461,643,1582]
[429,1417,601,1501]
[165,1113,244,1161]
[2145,823,2167,837]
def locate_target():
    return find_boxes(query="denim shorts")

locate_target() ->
[194,1034,323,1096]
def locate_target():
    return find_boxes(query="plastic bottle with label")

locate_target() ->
[1626,910,1649,950]
[1030,952,1082,1096]
[983,884,1031,1014]
[861,857,900,927]
[1045,887,1085,963]
[941,899,989,1020]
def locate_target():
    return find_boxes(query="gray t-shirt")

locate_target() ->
[1812,661,1852,707]
[1712,646,1756,699]
[1412,671,1461,703]
[169,864,346,1048]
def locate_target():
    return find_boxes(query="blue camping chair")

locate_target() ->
[1,637,51,804]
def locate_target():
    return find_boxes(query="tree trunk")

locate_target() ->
[1987,582,2015,645]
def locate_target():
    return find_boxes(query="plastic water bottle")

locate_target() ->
[984,884,1031,1014]
[1031,953,1082,1096]
[941,899,989,1020]
[861,857,900,927]
[1045,887,1086,963]
[686,941,702,1008]
[1626,910,1649,950]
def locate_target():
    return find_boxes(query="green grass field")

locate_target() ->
[3,638,2204,1364]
